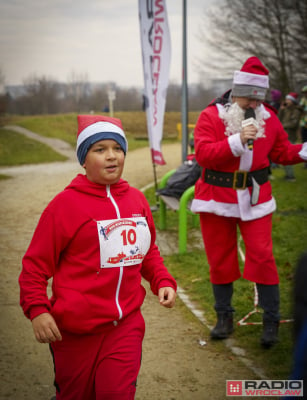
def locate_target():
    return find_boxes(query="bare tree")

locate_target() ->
[87,84,109,113]
[196,0,307,94]
[0,67,5,92]
[0,67,7,114]
[66,70,90,112]
[165,83,182,111]
[115,87,143,111]
[22,74,60,114]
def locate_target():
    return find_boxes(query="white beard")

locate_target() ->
[219,102,266,138]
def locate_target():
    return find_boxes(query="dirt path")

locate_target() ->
[0,138,260,400]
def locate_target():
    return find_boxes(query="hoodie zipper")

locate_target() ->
[106,185,123,320]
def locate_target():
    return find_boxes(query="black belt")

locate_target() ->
[204,167,269,190]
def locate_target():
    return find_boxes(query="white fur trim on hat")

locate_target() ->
[233,71,269,88]
[286,94,298,103]
[76,121,126,150]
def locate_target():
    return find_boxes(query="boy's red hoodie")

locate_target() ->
[19,174,177,334]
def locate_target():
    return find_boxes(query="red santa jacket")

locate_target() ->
[19,175,176,334]
[191,102,307,221]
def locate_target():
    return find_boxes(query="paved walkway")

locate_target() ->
[5,125,77,160]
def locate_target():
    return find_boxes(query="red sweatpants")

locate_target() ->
[199,212,279,285]
[50,310,145,400]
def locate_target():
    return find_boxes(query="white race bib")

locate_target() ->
[97,217,151,268]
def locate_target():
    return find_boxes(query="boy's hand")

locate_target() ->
[31,313,62,343]
[158,287,176,308]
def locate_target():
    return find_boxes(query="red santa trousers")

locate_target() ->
[199,212,279,285]
[50,309,145,400]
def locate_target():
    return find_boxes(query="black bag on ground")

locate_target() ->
[157,158,201,199]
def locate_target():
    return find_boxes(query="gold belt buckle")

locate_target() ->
[233,170,248,190]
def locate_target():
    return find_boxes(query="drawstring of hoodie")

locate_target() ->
[106,185,123,320]
[107,185,121,218]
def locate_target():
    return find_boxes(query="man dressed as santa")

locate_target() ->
[191,56,307,348]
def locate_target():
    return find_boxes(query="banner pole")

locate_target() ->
[181,0,188,163]
[151,162,160,211]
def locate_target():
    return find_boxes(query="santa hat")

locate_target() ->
[286,92,299,104]
[76,115,128,165]
[232,56,269,100]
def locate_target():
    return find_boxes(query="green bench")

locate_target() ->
[158,169,198,254]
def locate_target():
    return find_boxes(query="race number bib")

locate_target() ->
[97,217,151,268]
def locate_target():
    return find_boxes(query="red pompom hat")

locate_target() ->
[76,115,128,165]
[232,56,269,100]
[286,92,299,104]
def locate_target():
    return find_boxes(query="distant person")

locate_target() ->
[299,85,307,169]
[269,89,282,111]
[278,92,302,181]
[283,252,307,400]
[191,56,307,348]
[268,89,282,171]
[19,115,177,400]
[142,94,149,111]
[292,252,307,396]
[189,129,195,153]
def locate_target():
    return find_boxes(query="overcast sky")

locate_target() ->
[0,0,222,88]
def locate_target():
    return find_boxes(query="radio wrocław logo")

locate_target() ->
[226,380,303,397]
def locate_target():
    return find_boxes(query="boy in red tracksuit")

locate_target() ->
[191,57,307,348]
[19,115,177,400]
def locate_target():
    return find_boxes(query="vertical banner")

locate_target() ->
[138,0,171,165]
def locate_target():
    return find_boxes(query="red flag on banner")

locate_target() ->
[138,0,171,165]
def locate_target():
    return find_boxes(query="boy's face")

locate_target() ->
[83,139,125,185]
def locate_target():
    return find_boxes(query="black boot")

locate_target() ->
[256,283,280,348]
[260,318,279,348]
[210,311,234,339]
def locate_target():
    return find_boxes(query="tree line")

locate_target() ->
[1,75,217,115]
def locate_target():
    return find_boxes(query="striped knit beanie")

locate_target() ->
[76,115,128,165]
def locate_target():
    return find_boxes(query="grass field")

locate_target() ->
[0,111,200,145]
[0,111,200,171]
[1,112,306,381]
